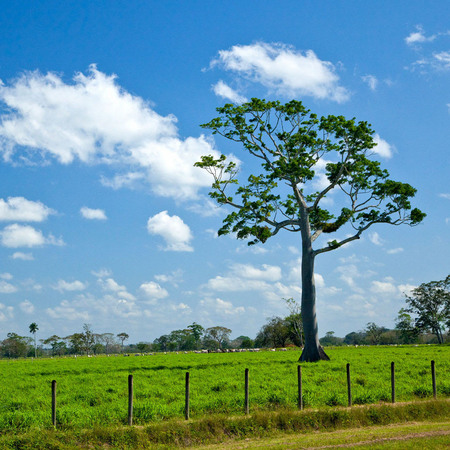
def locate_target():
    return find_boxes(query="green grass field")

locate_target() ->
[0,345,448,432]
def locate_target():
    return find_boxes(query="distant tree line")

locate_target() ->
[1,275,448,358]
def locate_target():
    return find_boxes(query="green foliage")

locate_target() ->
[404,275,450,344]
[196,99,425,248]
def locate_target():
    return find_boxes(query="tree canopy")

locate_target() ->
[405,275,450,344]
[196,99,425,362]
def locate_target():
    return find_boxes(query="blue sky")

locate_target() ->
[0,1,448,343]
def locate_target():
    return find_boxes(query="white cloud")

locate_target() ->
[212,42,349,102]
[0,224,64,248]
[0,280,17,293]
[212,80,247,103]
[0,197,55,222]
[140,281,169,301]
[53,280,87,292]
[439,193,450,200]
[231,263,282,282]
[99,277,136,301]
[373,134,394,159]
[0,303,14,321]
[370,280,397,295]
[11,252,34,260]
[0,66,220,200]
[91,268,112,278]
[147,211,193,252]
[20,300,35,314]
[405,26,436,45]
[80,207,107,220]
[46,300,90,321]
[387,247,404,254]
[200,297,245,316]
[361,75,378,91]
[0,273,13,280]
[369,232,383,246]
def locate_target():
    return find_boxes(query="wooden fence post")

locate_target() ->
[346,363,352,407]
[431,360,437,399]
[128,374,133,426]
[51,380,57,427]
[185,372,190,420]
[391,362,395,403]
[244,368,249,414]
[297,365,303,410]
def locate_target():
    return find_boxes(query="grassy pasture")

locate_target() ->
[0,345,448,431]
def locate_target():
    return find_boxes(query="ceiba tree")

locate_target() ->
[196,99,425,362]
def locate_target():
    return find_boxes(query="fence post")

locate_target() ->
[346,363,352,407]
[431,360,437,399]
[128,374,133,426]
[185,372,190,420]
[51,380,57,427]
[297,365,303,410]
[244,368,249,414]
[391,362,395,403]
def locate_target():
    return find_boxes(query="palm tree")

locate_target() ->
[29,322,39,358]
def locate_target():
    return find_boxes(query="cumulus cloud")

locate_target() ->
[0,280,17,293]
[387,247,404,254]
[372,134,394,158]
[80,207,107,220]
[211,42,349,102]
[200,297,245,316]
[405,25,437,45]
[147,211,193,252]
[46,300,90,321]
[98,277,136,301]
[20,300,35,314]
[212,80,247,103]
[0,197,55,222]
[361,75,378,91]
[53,280,87,292]
[0,224,64,248]
[439,193,450,200]
[140,281,169,301]
[369,232,384,246]
[11,252,34,260]
[0,66,220,200]
[0,303,14,321]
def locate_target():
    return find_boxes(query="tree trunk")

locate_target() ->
[298,239,329,362]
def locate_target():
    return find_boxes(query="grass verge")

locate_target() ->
[0,399,448,449]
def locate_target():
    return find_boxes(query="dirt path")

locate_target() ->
[199,421,450,449]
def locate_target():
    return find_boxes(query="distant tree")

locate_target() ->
[187,322,204,349]
[320,331,343,346]
[343,331,366,346]
[284,298,303,346]
[204,326,232,349]
[231,335,254,349]
[29,322,39,358]
[100,333,117,354]
[67,333,84,354]
[365,322,385,345]
[255,317,290,348]
[404,275,449,344]
[395,308,421,344]
[136,342,152,353]
[196,99,425,361]
[153,334,169,352]
[81,324,95,355]
[43,335,67,356]
[1,333,30,358]
[117,332,129,352]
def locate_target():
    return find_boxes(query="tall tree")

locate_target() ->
[204,326,232,349]
[404,275,450,344]
[395,308,420,344]
[29,322,39,358]
[196,99,425,362]
[117,332,129,353]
